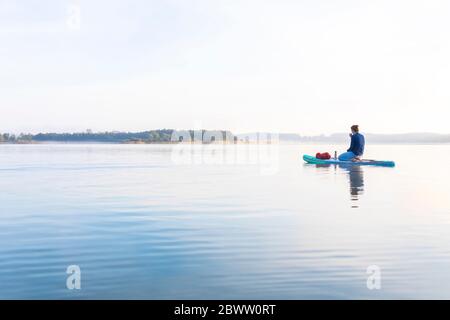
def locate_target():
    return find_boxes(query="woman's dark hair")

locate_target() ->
[351,125,359,133]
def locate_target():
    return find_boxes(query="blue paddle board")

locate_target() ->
[303,155,395,167]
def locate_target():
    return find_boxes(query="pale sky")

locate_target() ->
[1,0,449,135]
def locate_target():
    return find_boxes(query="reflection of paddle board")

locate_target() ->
[303,155,395,167]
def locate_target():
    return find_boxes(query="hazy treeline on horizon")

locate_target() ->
[1,130,450,144]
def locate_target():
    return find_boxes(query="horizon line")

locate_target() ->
[2,129,450,136]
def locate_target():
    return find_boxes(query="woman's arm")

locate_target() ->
[347,134,355,152]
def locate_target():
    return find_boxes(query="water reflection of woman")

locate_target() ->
[345,165,364,206]
[312,164,365,208]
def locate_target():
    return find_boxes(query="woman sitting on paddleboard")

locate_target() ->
[339,125,365,161]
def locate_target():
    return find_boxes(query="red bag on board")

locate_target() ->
[316,152,331,160]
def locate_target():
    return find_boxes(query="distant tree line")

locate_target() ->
[32,130,175,143]
[4,130,447,144]
[0,130,235,144]
[0,133,33,143]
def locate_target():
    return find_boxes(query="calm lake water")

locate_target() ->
[0,143,449,299]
